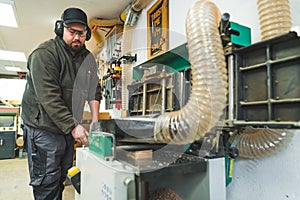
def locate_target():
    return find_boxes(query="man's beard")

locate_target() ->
[70,40,83,54]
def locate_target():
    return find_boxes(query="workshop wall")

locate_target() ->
[131,0,300,66]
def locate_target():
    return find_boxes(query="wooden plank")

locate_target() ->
[128,149,153,160]
[82,111,111,121]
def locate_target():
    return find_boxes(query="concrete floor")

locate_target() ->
[0,156,75,200]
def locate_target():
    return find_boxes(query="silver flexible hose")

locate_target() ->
[154,0,228,144]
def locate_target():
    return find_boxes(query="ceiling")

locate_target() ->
[0,0,132,78]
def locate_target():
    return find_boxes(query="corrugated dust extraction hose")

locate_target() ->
[154,0,228,144]
[229,128,293,159]
[121,25,134,116]
[257,0,292,40]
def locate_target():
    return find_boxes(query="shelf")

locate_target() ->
[130,110,143,113]
[240,55,300,71]
[133,43,190,80]
[147,88,161,93]
[131,92,144,96]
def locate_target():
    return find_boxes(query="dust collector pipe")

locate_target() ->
[230,128,292,159]
[121,25,135,117]
[257,0,292,40]
[154,0,228,144]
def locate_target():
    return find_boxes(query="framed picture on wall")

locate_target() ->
[147,0,169,59]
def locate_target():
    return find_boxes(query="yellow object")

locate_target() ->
[88,18,123,45]
[120,12,126,22]
[115,66,122,71]
[68,166,80,177]
[229,159,234,178]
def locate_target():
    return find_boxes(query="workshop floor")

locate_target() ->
[0,156,75,200]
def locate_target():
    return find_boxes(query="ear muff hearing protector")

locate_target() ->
[54,20,91,41]
[54,20,64,37]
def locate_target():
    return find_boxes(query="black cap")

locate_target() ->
[61,8,88,27]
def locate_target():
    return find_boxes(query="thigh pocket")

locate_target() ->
[30,148,47,186]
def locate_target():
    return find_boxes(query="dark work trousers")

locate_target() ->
[23,124,75,200]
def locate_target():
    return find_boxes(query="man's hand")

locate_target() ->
[71,124,89,146]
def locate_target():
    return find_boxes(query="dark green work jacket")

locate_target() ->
[21,36,101,134]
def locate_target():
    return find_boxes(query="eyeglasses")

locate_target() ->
[63,25,87,37]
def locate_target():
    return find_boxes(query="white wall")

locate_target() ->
[227,130,300,200]
[170,0,300,44]
[132,0,300,66]
[212,0,300,43]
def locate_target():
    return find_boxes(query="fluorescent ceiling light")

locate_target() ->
[5,66,22,72]
[0,50,27,62]
[0,1,18,27]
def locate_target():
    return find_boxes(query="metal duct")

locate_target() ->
[154,0,228,144]
[257,0,292,40]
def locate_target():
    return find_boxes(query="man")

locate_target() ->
[21,7,101,200]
